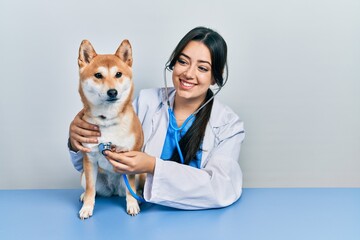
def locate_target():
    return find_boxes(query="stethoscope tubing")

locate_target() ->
[163,65,222,165]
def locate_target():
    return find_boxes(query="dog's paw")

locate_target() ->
[79,205,94,220]
[126,201,140,216]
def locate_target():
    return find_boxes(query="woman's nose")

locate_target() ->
[183,65,196,79]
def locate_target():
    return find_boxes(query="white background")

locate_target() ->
[0,0,359,189]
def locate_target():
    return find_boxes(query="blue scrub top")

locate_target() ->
[160,112,202,168]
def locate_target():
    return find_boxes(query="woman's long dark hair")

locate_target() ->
[166,26,228,165]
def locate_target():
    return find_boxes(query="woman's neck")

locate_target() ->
[173,94,205,127]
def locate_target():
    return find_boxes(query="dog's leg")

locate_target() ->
[125,174,140,216]
[137,173,146,196]
[79,155,98,220]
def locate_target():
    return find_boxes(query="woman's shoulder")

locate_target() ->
[135,87,175,116]
[137,87,174,104]
[210,99,242,125]
[137,87,164,100]
[209,99,245,137]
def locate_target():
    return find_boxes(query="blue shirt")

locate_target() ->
[160,111,202,168]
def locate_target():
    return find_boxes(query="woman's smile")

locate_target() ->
[179,79,196,89]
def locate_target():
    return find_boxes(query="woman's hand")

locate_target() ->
[69,109,100,152]
[104,151,156,175]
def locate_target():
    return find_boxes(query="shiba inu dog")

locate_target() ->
[77,39,144,219]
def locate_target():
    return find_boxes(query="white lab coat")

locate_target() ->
[69,87,245,210]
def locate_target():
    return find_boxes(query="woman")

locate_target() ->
[69,26,245,209]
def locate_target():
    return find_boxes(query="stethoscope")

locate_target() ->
[163,64,223,164]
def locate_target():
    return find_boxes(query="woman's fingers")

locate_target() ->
[72,112,99,135]
[104,151,124,161]
[68,109,101,152]
[104,151,155,174]
[72,125,100,138]
[105,151,132,168]
[71,139,92,153]
[73,134,98,144]
[76,119,99,132]
[108,159,129,174]
[120,151,137,157]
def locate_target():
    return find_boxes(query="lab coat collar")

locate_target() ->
[159,87,175,111]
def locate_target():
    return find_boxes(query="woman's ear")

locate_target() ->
[211,77,216,85]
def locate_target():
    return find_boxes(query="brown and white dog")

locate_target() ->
[77,39,144,219]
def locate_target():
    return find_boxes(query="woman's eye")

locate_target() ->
[177,58,187,65]
[115,72,122,78]
[198,66,208,72]
[94,73,103,79]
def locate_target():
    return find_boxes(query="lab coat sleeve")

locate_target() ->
[143,119,245,210]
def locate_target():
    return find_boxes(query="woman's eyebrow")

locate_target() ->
[180,53,212,66]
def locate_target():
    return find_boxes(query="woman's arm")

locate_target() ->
[143,120,245,210]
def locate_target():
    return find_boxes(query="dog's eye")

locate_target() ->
[94,73,103,79]
[115,72,122,78]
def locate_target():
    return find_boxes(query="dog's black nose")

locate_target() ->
[107,89,118,98]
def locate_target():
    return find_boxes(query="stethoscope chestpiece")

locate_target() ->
[98,142,112,156]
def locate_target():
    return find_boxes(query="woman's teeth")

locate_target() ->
[181,80,194,87]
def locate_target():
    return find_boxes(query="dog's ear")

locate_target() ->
[115,40,133,67]
[78,40,97,68]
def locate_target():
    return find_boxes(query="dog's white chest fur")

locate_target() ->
[84,114,135,172]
